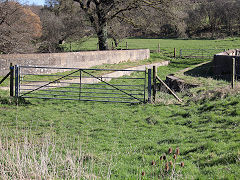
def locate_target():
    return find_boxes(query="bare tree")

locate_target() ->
[39,0,92,52]
[72,0,169,50]
[0,0,42,54]
[186,0,240,38]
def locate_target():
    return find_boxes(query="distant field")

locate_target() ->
[63,37,240,53]
[0,38,240,179]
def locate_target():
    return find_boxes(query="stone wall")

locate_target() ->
[0,49,150,75]
[212,49,240,77]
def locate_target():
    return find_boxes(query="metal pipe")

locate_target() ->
[20,74,145,80]
[15,65,19,97]
[19,89,144,96]
[19,66,145,72]
[21,96,141,103]
[20,85,144,92]
[22,93,144,100]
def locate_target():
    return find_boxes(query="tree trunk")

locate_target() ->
[113,37,119,48]
[97,22,108,50]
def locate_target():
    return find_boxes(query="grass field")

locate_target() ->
[63,37,240,53]
[0,38,240,179]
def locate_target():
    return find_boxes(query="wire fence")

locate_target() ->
[178,49,226,59]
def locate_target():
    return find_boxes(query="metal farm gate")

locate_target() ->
[15,66,149,103]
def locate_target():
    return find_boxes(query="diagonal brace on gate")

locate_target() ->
[81,70,144,103]
[20,69,81,97]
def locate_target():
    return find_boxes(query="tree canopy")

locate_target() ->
[1,0,240,53]
[0,0,42,54]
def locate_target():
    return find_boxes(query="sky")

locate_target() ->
[24,0,45,6]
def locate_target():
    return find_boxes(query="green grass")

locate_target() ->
[1,56,240,179]
[63,37,240,54]
[1,38,240,178]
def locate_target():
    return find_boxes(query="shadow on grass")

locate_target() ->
[183,61,232,81]
[0,96,30,105]
[199,153,238,167]
[170,58,209,69]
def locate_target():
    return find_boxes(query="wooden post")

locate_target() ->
[153,66,157,102]
[112,42,114,50]
[158,43,160,53]
[126,42,128,49]
[70,42,72,52]
[10,63,14,97]
[148,69,152,103]
[174,48,176,58]
[156,75,182,103]
[232,58,235,89]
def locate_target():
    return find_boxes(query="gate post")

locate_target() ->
[10,63,14,97]
[148,69,152,103]
[79,70,82,100]
[15,65,19,97]
[153,66,157,102]
[232,58,236,89]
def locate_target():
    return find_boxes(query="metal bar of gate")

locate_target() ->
[20,81,144,87]
[144,69,147,102]
[19,66,145,72]
[20,69,81,97]
[20,73,144,80]
[79,70,82,100]
[18,66,146,103]
[81,69,144,103]
[15,65,19,97]
[148,69,152,103]
[23,89,143,96]
[20,85,143,92]
[21,96,142,103]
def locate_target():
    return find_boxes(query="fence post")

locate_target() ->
[15,65,19,97]
[126,42,128,49]
[180,49,182,58]
[148,69,152,103]
[10,63,14,97]
[158,43,160,53]
[232,58,235,89]
[153,66,157,102]
[174,48,176,58]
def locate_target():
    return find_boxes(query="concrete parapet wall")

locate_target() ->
[217,49,240,56]
[0,49,150,75]
[213,49,240,77]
